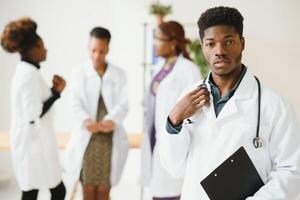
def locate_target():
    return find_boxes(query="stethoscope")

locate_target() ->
[192,75,262,149]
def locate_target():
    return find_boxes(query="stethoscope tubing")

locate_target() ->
[194,75,262,149]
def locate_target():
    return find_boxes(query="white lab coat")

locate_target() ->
[159,70,300,200]
[64,61,129,186]
[141,55,201,197]
[10,61,62,191]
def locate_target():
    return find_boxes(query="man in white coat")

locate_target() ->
[159,6,300,200]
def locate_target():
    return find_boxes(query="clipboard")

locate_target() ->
[200,146,264,200]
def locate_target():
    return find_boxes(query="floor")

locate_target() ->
[1,149,300,200]
[0,149,152,200]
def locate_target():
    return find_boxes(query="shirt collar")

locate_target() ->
[208,64,247,100]
[21,57,40,69]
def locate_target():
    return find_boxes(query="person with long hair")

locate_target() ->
[141,21,201,200]
[1,17,66,200]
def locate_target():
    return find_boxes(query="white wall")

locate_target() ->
[0,0,151,132]
[1,0,300,133]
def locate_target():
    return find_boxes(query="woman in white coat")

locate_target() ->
[1,18,66,200]
[140,21,201,200]
[64,27,129,200]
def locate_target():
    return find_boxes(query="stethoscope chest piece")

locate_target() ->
[198,75,263,149]
[253,137,262,149]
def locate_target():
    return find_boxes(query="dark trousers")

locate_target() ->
[21,181,66,200]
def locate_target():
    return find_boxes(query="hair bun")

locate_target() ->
[1,17,37,53]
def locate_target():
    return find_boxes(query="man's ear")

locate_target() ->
[241,36,245,50]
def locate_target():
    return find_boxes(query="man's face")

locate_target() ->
[202,25,244,77]
[88,37,109,67]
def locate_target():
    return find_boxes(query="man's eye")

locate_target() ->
[206,43,214,47]
[226,40,234,45]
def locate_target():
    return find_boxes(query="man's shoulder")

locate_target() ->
[261,83,287,108]
[258,82,296,128]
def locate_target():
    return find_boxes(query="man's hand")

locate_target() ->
[52,75,66,93]
[169,87,210,126]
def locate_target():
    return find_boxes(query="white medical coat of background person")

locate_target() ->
[159,69,300,200]
[140,55,202,197]
[10,61,62,191]
[64,61,129,186]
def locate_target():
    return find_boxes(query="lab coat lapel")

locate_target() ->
[201,76,216,121]
[211,70,256,122]
[101,63,113,112]
[86,62,101,119]
[215,96,239,121]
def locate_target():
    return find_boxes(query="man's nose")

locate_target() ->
[215,43,227,57]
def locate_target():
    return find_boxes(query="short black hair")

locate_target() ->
[197,6,244,41]
[90,27,111,43]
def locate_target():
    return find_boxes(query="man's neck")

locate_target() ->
[211,65,243,97]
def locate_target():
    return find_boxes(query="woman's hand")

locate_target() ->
[85,119,115,134]
[97,120,115,133]
[84,119,99,134]
[169,87,210,126]
[52,75,66,93]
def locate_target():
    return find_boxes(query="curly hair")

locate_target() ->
[159,21,191,60]
[197,6,244,41]
[1,17,39,53]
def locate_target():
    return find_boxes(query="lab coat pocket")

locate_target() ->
[185,111,204,135]
[16,122,39,167]
[23,122,39,143]
[242,124,269,162]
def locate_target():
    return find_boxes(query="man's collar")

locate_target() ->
[208,64,247,93]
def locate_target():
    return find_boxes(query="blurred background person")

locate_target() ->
[140,21,202,200]
[64,27,129,200]
[0,17,66,200]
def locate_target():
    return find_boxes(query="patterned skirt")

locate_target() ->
[80,94,113,187]
[80,131,113,187]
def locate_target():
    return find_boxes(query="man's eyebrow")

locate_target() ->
[204,34,235,41]
[224,34,235,38]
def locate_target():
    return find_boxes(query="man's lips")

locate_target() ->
[213,59,230,67]
[214,59,230,64]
